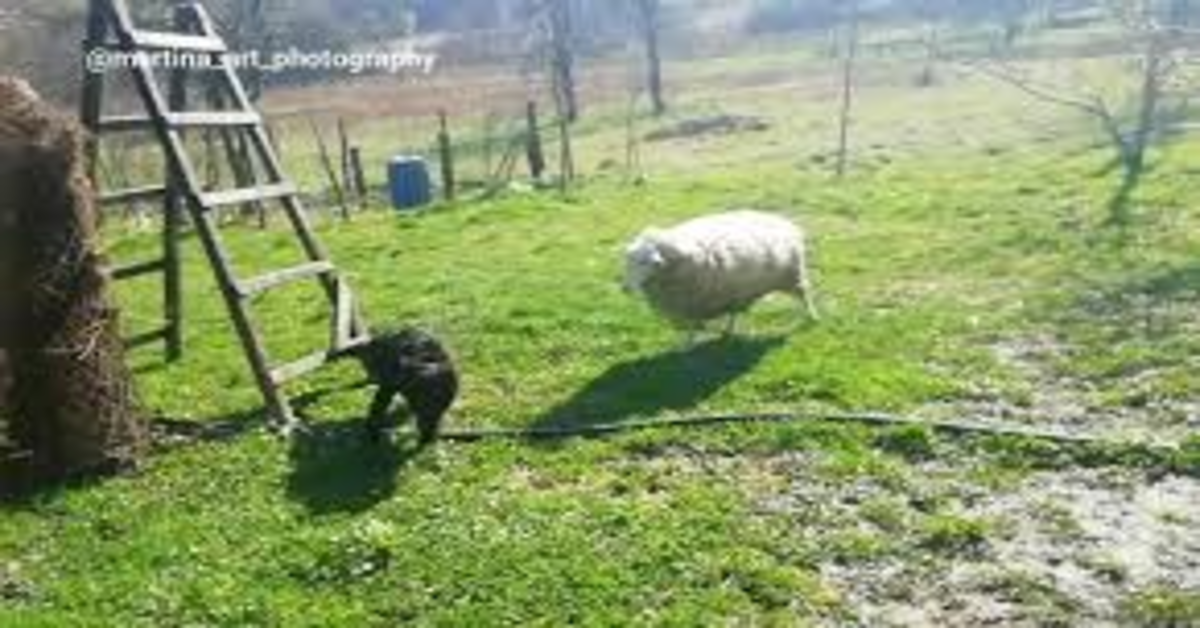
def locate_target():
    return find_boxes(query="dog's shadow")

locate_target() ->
[532,335,785,434]
[285,419,423,516]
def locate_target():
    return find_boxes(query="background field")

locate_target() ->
[5,20,1200,627]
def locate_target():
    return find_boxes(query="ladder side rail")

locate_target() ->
[161,3,190,361]
[119,29,298,428]
[81,0,112,181]
[83,0,179,359]
[204,32,370,341]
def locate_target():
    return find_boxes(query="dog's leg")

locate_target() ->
[723,313,740,337]
[365,386,398,439]
[415,412,442,447]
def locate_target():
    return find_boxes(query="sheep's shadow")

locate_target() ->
[531,335,785,434]
[285,420,421,516]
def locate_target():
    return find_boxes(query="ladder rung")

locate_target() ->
[98,112,260,132]
[111,259,168,281]
[238,261,336,298]
[199,183,297,209]
[101,185,168,205]
[125,326,171,350]
[130,30,227,53]
[98,115,154,132]
[332,334,373,358]
[271,351,333,385]
[167,111,261,128]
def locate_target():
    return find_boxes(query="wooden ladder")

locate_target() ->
[80,0,370,432]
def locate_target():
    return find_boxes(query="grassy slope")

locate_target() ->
[5,43,1200,625]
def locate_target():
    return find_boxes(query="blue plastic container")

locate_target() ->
[388,156,433,211]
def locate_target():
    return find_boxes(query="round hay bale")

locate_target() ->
[0,76,146,493]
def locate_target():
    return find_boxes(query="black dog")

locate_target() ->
[352,328,458,445]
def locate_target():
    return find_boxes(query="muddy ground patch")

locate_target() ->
[741,451,1200,627]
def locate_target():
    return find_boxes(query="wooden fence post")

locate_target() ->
[558,114,576,191]
[437,110,456,201]
[337,118,356,207]
[309,118,351,221]
[348,146,368,202]
[525,101,546,181]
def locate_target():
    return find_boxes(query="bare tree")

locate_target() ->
[950,2,1188,222]
[230,0,269,103]
[633,0,666,116]
[531,0,580,123]
[998,0,1034,49]
[917,16,941,87]
[835,0,861,179]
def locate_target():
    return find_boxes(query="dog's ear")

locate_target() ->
[416,364,444,379]
[415,356,453,377]
[345,337,378,365]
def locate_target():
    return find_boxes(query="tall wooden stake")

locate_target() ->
[437,110,456,201]
[835,0,860,179]
[558,115,575,190]
[337,118,359,208]
[525,101,547,181]
[309,119,350,220]
[348,147,368,202]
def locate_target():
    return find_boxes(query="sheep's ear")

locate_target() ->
[628,231,661,265]
[632,228,658,247]
[650,237,687,263]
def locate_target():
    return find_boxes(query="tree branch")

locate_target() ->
[949,53,1112,119]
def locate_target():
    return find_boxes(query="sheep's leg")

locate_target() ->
[801,287,819,321]
[792,282,819,322]
[794,245,820,321]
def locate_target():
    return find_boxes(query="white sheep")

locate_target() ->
[623,210,818,336]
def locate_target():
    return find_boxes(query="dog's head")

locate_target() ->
[353,328,442,374]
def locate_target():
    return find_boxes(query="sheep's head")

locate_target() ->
[623,230,662,294]
[624,228,688,294]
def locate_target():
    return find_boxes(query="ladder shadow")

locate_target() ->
[149,378,367,452]
[151,381,415,515]
[152,414,260,450]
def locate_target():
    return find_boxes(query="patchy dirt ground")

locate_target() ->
[624,447,1200,625]
[921,333,1200,446]
[740,452,1200,627]
[644,114,771,142]
[826,470,1200,626]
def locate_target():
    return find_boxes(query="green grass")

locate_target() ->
[6,141,1198,624]
[6,29,1200,625]
[1121,587,1200,628]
